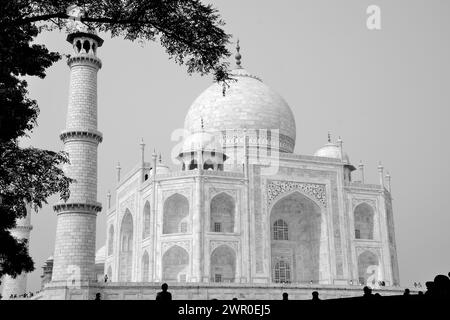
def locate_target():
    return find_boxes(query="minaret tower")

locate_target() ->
[51,6,103,283]
[1,206,32,299]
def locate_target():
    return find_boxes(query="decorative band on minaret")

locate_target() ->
[51,23,103,282]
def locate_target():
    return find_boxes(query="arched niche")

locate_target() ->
[210,245,236,283]
[142,251,149,282]
[119,210,133,282]
[357,250,379,286]
[143,201,151,239]
[163,193,189,234]
[162,245,189,282]
[210,192,235,233]
[354,203,375,240]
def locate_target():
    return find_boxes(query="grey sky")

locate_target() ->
[3,0,450,292]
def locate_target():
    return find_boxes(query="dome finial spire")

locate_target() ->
[327,131,331,143]
[235,39,242,69]
[200,117,204,131]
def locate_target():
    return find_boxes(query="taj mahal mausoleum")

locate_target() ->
[3,17,404,300]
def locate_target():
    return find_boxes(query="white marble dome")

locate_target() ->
[150,157,172,175]
[184,67,296,153]
[314,141,350,163]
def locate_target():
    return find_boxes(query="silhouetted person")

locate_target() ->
[433,274,450,297]
[232,297,238,300]
[374,293,382,298]
[104,274,108,283]
[425,281,435,297]
[312,291,320,301]
[403,288,410,296]
[282,292,288,300]
[363,286,373,298]
[94,293,101,300]
[418,291,424,296]
[156,283,172,301]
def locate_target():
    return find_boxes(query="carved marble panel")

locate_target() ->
[267,180,327,208]
[161,240,191,255]
[210,240,238,254]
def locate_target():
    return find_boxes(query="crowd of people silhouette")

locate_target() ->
[2,272,449,301]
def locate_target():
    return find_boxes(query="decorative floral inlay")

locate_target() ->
[267,180,327,207]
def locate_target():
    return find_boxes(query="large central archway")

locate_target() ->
[270,191,324,283]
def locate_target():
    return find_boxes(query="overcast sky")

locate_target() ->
[3,0,450,293]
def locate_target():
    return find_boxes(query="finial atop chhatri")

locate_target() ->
[235,39,242,69]
[159,153,162,163]
[200,117,204,131]
[327,131,331,143]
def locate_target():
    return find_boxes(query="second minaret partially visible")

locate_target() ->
[51,6,103,284]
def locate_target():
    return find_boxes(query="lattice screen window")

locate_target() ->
[274,261,291,283]
[273,219,289,240]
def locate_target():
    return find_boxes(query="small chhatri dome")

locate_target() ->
[178,130,224,156]
[150,154,171,175]
[184,40,296,153]
[314,133,350,162]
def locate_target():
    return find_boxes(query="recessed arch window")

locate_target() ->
[75,40,82,53]
[83,40,90,53]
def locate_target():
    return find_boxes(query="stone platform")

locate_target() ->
[39,281,414,300]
